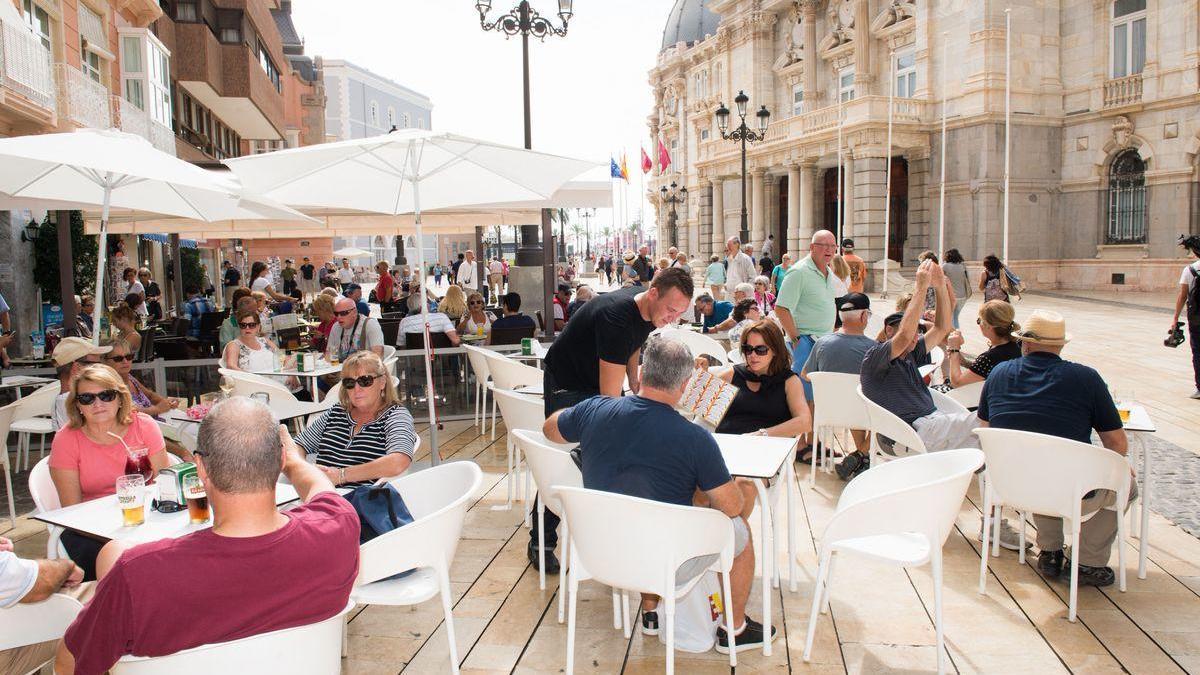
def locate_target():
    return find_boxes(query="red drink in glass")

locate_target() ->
[124,449,153,482]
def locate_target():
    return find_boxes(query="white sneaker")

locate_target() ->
[1190,390,1200,400]
[978,518,1031,551]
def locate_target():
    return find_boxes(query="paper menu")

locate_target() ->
[679,368,739,427]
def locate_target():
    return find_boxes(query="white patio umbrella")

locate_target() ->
[331,247,373,259]
[224,128,601,462]
[0,128,312,342]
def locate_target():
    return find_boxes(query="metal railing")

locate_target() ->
[0,18,55,112]
[55,62,111,129]
[1103,74,1142,108]
[113,94,175,154]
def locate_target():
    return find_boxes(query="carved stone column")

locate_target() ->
[801,2,818,108]
[853,0,872,94]
[787,163,802,254]
[800,163,816,245]
[750,167,766,247]
[711,177,726,253]
[842,154,855,243]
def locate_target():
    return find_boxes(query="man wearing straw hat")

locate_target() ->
[977,310,1134,587]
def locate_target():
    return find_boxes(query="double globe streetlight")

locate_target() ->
[659,181,687,249]
[715,90,770,245]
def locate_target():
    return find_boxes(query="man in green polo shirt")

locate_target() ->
[774,229,838,400]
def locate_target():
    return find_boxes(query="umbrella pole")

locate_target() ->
[411,161,440,466]
[91,174,114,345]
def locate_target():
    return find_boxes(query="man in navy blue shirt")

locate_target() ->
[979,310,1132,588]
[489,292,536,332]
[694,294,735,333]
[544,337,775,654]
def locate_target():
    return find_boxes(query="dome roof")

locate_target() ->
[661,0,720,53]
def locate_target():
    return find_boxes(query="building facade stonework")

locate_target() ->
[648,0,1200,291]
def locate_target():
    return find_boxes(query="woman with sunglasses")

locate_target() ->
[943,300,1022,388]
[714,321,812,454]
[457,291,495,338]
[101,338,195,459]
[49,364,169,579]
[221,308,309,399]
[293,351,417,487]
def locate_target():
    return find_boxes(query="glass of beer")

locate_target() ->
[116,474,146,527]
[182,474,210,524]
[1114,389,1133,423]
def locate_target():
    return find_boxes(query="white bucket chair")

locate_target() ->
[112,600,355,674]
[28,457,66,559]
[944,380,985,410]
[512,431,581,608]
[803,448,985,675]
[0,593,84,675]
[930,388,969,415]
[216,368,326,426]
[1,400,21,528]
[557,486,739,675]
[461,344,494,434]
[483,352,541,441]
[655,328,728,366]
[808,372,871,485]
[974,428,1131,622]
[352,461,483,675]
[10,382,60,471]
[491,389,544,514]
[857,385,928,466]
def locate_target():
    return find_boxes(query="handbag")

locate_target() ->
[663,571,723,653]
[344,481,416,580]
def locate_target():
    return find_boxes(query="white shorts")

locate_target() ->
[674,515,749,588]
[912,411,982,453]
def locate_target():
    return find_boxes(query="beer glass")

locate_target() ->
[182,474,210,524]
[116,475,146,527]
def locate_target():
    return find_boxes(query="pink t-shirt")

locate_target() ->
[49,413,166,502]
[64,492,360,675]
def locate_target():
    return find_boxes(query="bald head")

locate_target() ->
[196,397,282,494]
[334,296,357,327]
[810,229,837,270]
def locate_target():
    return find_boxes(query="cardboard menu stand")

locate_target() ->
[679,368,738,428]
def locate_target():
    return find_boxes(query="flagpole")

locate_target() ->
[883,52,894,300]
[836,91,843,246]
[938,31,948,256]
[1003,8,1011,264]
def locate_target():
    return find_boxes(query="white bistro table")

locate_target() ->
[32,482,303,544]
[1122,403,1155,579]
[0,375,56,398]
[714,432,798,657]
[249,364,341,400]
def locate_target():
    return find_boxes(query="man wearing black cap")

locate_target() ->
[801,292,876,468]
[552,283,571,331]
[842,238,867,294]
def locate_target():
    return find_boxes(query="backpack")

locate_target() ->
[1187,265,1200,319]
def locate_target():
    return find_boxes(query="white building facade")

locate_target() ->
[648,0,1200,291]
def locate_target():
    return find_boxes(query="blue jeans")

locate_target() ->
[791,334,817,400]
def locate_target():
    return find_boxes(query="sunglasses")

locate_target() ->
[469,300,484,306]
[106,353,135,363]
[77,389,119,405]
[741,344,771,356]
[341,374,380,389]
[334,309,354,317]
[238,322,259,329]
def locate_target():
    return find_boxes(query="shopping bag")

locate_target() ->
[661,571,723,653]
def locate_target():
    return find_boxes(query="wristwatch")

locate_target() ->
[338,467,346,484]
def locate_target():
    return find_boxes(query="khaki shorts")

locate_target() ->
[674,515,749,588]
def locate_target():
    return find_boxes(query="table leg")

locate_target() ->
[753,479,772,657]
[1138,434,1151,580]
[785,460,797,593]
[310,375,319,402]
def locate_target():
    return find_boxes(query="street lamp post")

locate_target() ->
[715,90,770,244]
[658,181,688,249]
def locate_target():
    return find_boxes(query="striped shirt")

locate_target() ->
[295,404,417,487]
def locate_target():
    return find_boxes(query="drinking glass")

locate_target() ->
[219,376,235,399]
[116,474,146,527]
[182,474,210,524]
[1113,389,1133,423]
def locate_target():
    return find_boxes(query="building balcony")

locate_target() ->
[1103,74,1142,109]
[54,63,111,130]
[173,21,283,140]
[0,17,56,129]
[113,95,175,155]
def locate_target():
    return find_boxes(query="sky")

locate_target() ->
[290,0,677,241]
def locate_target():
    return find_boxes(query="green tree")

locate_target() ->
[180,247,205,292]
[32,211,97,305]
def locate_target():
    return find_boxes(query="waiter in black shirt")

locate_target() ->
[529,267,695,572]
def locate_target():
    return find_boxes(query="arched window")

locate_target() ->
[387,106,396,127]
[369,101,379,127]
[1108,149,1147,243]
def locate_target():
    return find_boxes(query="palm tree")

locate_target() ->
[570,223,585,257]
[600,226,612,254]
[548,208,570,261]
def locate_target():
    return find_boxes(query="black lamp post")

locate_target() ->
[658,181,687,248]
[715,90,770,244]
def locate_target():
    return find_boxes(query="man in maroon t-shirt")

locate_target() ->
[56,398,360,675]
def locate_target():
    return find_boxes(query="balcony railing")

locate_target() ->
[1103,74,1142,108]
[55,62,111,129]
[0,18,55,113]
[113,94,176,155]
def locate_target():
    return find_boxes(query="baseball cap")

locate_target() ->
[841,238,855,249]
[837,293,870,312]
[556,283,571,293]
[52,337,111,367]
[883,311,905,327]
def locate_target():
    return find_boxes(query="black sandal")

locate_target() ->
[796,445,814,465]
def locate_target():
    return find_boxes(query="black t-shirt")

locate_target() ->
[545,287,653,393]
[300,263,315,280]
[223,268,241,287]
[967,340,1022,379]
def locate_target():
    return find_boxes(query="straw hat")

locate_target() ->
[622,250,636,262]
[1012,310,1071,345]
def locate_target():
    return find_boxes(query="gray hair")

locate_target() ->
[726,236,741,246]
[640,337,696,391]
[575,285,595,301]
[196,397,282,494]
[735,282,754,295]
[695,293,714,306]
[407,293,423,312]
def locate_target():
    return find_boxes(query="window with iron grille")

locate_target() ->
[1107,149,1147,244]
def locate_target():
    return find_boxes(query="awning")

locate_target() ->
[139,233,198,249]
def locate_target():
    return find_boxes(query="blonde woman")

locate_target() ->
[458,291,494,337]
[829,255,851,298]
[310,293,337,355]
[438,284,469,323]
[293,351,418,487]
[944,300,1022,387]
[49,364,168,578]
[109,303,141,355]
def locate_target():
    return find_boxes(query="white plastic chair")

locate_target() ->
[557,486,738,675]
[0,592,84,673]
[930,388,969,415]
[462,344,494,434]
[28,457,67,559]
[0,400,21,528]
[484,352,541,442]
[803,448,985,674]
[919,346,945,379]
[10,382,60,471]
[656,328,728,366]
[512,431,580,598]
[111,600,355,674]
[857,385,927,466]
[491,388,544,514]
[974,428,1130,622]
[217,368,326,425]
[808,372,871,485]
[945,380,985,409]
[353,461,483,675]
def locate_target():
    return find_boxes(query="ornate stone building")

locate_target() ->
[648,0,1200,291]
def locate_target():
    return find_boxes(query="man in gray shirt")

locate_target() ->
[801,293,876,466]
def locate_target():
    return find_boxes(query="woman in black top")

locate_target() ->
[714,320,811,452]
[945,300,1022,387]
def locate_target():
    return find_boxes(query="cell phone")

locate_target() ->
[1,330,14,337]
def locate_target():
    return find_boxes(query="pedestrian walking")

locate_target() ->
[942,248,972,328]
[724,236,756,298]
[280,259,297,296]
[841,238,867,293]
[704,254,726,300]
[980,254,1012,303]
[221,260,241,309]
[1172,234,1200,399]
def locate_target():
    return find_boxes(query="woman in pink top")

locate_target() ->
[49,364,167,579]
